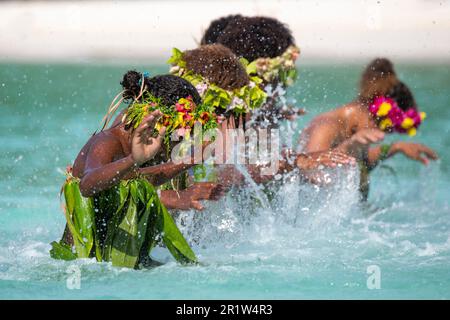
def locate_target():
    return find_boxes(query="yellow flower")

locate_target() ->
[377,102,392,116]
[401,117,414,129]
[172,112,185,128]
[379,118,393,130]
[420,112,426,120]
[407,127,417,136]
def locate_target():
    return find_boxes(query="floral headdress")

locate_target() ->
[369,96,426,136]
[122,92,217,149]
[243,45,300,87]
[168,48,267,115]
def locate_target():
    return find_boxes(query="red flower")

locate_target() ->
[176,103,185,112]
[162,115,171,126]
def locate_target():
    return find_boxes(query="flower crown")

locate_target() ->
[122,93,217,148]
[369,96,426,136]
[243,45,300,87]
[167,48,267,115]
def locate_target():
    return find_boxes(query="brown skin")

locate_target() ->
[213,114,356,187]
[73,110,225,210]
[73,111,166,196]
[368,141,438,166]
[174,45,348,188]
[161,182,227,210]
[298,101,438,190]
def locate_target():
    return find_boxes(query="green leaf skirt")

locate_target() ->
[50,177,197,269]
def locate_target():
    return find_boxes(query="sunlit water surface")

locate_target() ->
[0,62,449,299]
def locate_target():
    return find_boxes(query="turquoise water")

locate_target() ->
[0,62,449,299]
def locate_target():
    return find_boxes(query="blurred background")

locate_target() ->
[1,0,450,63]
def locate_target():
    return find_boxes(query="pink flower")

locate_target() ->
[405,108,421,127]
[369,97,396,116]
[176,103,186,112]
[369,103,379,115]
[370,96,426,135]
[388,105,404,127]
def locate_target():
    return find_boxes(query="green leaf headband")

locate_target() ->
[168,48,267,115]
[122,92,218,150]
[242,45,300,87]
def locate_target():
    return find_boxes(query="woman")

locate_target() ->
[201,15,303,127]
[74,74,225,209]
[168,44,354,186]
[54,75,225,268]
[298,58,438,199]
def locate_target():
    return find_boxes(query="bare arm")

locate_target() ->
[138,161,196,186]
[334,129,385,159]
[79,112,165,197]
[299,110,384,159]
[302,122,339,154]
[243,149,355,184]
[79,136,138,197]
[213,149,354,186]
[160,182,227,210]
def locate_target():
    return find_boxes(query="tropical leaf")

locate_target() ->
[50,241,77,261]
[193,165,207,181]
[158,202,197,264]
[63,179,94,258]
[167,48,185,67]
[102,183,129,261]
[110,197,141,268]
[245,60,258,75]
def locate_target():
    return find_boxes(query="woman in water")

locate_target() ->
[298,58,438,199]
[168,43,355,186]
[56,75,227,268]
[74,74,225,209]
[197,16,356,185]
[201,15,304,127]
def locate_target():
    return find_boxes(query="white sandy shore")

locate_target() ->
[1,0,450,63]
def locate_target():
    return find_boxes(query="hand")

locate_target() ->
[392,142,438,165]
[216,165,246,187]
[343,128,385,158]
[185,182,228,210]
[296,150,356,171]
[131,111,166,165]
[350,128,385,146]
[163,182,228,211]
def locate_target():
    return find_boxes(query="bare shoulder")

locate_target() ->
[72,130,123,177]
[340,102,364,117]
[299,105,349,151]
[88,130,123,154]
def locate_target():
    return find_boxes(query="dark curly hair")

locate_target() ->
[212,16,295,62]
[200,14,243,45]
[120,71,201,106]
[387,81,416,111]
[182,44,249,90]
[359,58,399,102]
